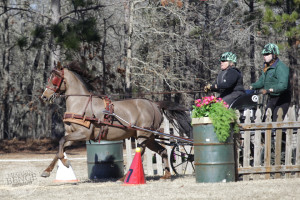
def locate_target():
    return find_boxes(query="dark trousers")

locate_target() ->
[263,91,291,122]
[221,91,245,106]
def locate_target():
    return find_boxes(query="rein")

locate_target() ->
[58,90,205,99]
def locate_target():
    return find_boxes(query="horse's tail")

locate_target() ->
[156,101,192,138]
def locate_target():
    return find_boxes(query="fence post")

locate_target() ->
[264,109,272,179]
[284,106,295,178]
[296,109,300,178]
[125,138,133,172]
[242,109,251,181]
[253,109,262,180]
[274,108,283,179]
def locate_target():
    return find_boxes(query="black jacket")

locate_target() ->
[211,67,244,97]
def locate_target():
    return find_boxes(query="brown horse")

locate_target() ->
[40,62,192,179]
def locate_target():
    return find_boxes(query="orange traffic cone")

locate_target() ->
[123,147,146,185]
[54,153,79,183]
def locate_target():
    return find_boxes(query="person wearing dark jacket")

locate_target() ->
[251,43,290,121]
[204,52,245,106]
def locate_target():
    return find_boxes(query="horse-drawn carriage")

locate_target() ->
[41,62,261,178]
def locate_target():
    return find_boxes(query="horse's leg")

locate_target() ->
[41,155,58,177]
[57,140,75,167]
[57,131,88,167]
[145,138,171,179]
[42,126,90,177]
[41,140,75,177]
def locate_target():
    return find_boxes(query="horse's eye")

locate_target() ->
[52,76,60,86]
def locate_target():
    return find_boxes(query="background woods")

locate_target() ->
[0,0,299,139]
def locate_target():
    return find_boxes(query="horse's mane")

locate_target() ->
[66,61,101,92]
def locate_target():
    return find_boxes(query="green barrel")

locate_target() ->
[194,124,235,183]
[86,140,124,179]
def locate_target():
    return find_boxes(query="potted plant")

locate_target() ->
[191,96,239,142]
[192,96,239,183]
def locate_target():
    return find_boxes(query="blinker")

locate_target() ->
[52,76,61,86]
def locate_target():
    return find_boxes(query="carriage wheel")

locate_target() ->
[170,143,195,175]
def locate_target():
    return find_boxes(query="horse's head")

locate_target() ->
[41,63,66,103]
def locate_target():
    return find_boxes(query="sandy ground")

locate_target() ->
[0,148,300,200]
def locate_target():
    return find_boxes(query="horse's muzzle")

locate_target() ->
[41,95,48,101]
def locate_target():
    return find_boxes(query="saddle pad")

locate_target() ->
[63,116,91,128]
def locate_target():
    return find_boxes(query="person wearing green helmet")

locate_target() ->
[204,52,245,105]
[251,43,291,121]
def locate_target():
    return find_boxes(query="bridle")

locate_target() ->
[46,68,65,93]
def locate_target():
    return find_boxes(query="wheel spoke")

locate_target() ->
[172,160,188,168]
[170,144,195,175]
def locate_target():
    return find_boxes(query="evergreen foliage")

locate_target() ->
[17,36,28,50]
[31,25,46,48]
[260,0,300,47]
[52,17,100,50]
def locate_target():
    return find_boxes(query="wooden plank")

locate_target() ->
[125,138,133,172]
[233,111,240,182]
[163,116,174,175]
[253,109,262,180]
[274,108,283,179]
[238,165,300,174]
[156,153,163,175]
[235,110,241,171]
[284,107,295,178]
[264,109,272,179]
[242,110,251,181]
[296,110,300,178]
[239,121,300,130]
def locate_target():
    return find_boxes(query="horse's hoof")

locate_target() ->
[61,158,70,168]
[160,171,171,180]
[41,171,50,178]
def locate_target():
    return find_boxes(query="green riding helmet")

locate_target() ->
[261,43,279,55]
[219,52,237,63]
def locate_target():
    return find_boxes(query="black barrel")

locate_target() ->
[86,140,124,179]
[193,121,235,183]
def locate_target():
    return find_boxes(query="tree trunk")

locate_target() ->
[50,0,61,68]
[1,1,10,139]
[249,0,256,83]
[124,0,133,98]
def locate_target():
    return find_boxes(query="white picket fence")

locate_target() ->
[238,106,300,180]
[123,106,300,180]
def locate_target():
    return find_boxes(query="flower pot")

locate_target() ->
[193,117,236,183]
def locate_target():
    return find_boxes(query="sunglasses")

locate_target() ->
[263,53,271,56]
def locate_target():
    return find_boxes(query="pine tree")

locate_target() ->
[259,0,300,105]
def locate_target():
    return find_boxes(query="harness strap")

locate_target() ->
[97,96,114,142]
[63,113,130,129]
[63,96,115,143]
[63,112,194,144]
[82,95,95,117]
